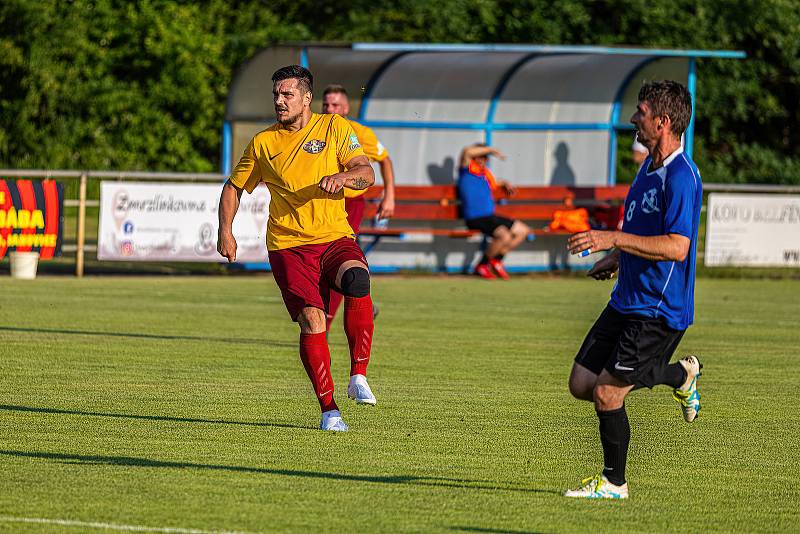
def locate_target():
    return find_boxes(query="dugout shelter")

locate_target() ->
[223,43,744,271]
[223,43,744,185]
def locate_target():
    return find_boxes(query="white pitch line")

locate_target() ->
[0,516,250,534]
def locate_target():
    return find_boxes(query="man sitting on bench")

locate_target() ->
[457,143,531,280]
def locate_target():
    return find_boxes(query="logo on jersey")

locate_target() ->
[641,187,660,214]
[302,139,326,154]
[349,133,361,150]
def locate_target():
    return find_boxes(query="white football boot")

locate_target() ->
[319,409,349,432]
[347,374,377,406]
[673,355,702,422]
[564,474,629,499]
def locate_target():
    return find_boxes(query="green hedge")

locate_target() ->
[2,0,798,184]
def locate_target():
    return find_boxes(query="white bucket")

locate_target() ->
[10,251,40,280]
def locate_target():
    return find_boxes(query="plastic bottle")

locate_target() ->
[373,215,389,229]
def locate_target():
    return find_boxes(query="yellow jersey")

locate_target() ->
[230,113,366,251]
[344,119,389,199]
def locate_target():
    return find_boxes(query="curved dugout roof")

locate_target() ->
[224,43,745,186]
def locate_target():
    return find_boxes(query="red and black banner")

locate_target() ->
[0,180,64,259]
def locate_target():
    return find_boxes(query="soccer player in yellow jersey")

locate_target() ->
[216,65,378,432]
[321,84,396,330]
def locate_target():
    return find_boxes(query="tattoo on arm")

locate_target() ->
[351,177,369,189]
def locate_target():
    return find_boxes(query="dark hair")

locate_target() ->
[272,65,313,94]
[638,80,692,138]
[323,84,348,97]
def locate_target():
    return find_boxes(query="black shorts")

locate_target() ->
[465,215,515,236]
[574,305,685,389]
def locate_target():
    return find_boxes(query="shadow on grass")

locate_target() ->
[0,449,559,494]
[0,325,298,348]
[0,404,314,431]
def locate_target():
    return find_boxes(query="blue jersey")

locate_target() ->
[610,148,703,331]
[457,165,496,220]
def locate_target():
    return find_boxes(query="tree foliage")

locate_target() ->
[1,0,798,183]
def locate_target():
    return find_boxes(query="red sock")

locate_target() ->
[299,332,338,412]
[344,295,374,376]
[326,290,344,331]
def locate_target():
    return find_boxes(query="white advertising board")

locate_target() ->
[705,193,800,267]
[98,182,270,262]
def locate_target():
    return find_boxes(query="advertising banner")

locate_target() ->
[0,179,64,259]
[705,193,800,267]
[98,182,270,262]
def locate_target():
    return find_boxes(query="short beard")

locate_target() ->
[276,111,301,126]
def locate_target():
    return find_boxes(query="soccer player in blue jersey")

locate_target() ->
[563,81,703,499]
[457,144,531,279]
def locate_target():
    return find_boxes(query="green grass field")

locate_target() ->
[1,275,798,533]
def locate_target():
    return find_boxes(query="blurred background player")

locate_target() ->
[457,143,531,279]
[322,84,396,330]
[564,80,703,499]
[217,65,377,432]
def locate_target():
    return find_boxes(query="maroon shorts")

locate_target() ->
[345,196,366,234]
[268,237,368,320]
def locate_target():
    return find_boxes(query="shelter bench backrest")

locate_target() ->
[360,185,629,230]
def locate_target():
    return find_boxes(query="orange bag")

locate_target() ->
[548,208,590,233]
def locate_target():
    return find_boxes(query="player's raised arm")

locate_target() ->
[342,155,375,190]
[319,115,375,194]
[318,155,375,194]
[567,229,690,262]
[217,180,243,262]
[459,144,507,167]
[614,232,690,262]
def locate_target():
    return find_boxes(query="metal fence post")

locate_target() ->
[76,172,88,277]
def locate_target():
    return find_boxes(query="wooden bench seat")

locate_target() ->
[357,185,628,240]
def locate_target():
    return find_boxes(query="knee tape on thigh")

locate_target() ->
[340,267,370,298]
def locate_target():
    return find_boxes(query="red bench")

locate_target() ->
[358,185,629,244]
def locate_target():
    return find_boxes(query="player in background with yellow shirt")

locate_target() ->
[321,85,396,331]
[216,65,377,432]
